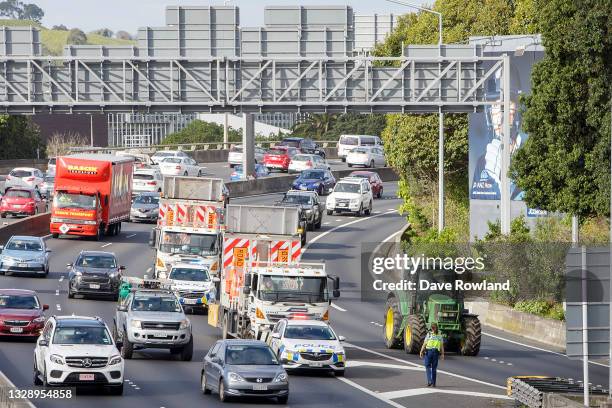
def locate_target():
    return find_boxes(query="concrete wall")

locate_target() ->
[0,213,51,245]
[466,301,566,350]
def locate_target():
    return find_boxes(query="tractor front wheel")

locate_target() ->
[403,314,426,354]
[383,296,403,349]
[460,316,481,356]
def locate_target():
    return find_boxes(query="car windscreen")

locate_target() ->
[267,149,287,155]
[279,140,300,148]
[48,158,56,165]
[339,136,358,146]
[9,170,32,178]
[160,232,219,257]
[0,295,39,309]
[6,239,42,251]
[284,325,336,340]
[258,275,327,303]
[131,296,181,312]
[53,326,112,345]
[225,345,278,365]
[351,148,368,154]
[300,170,324,180]
[133,173,154,180]
[283,195,313,205]
[154,152,173,158]
[76,255,117,268]
[4,190,31,199]
[292,155,312,162]
[334,183,360,193]
[230,146,243,152]
[53,192,96,210]
[162,158,182,164]
[44,176,54,183]
[349,173,369,180]
[169,267,210,282]
[134,195,159,205]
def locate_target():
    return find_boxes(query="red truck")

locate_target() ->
[50,154,133,240]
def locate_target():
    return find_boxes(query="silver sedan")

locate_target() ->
[0,235,50,276]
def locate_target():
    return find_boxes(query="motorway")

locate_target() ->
[0,181,607,408]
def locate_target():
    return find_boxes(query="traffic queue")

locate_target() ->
[0,150,387,403]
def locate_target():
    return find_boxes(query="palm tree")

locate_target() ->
[292,114,334,140]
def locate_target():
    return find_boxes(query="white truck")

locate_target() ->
[149,176,226,279]
[208,205,340,340]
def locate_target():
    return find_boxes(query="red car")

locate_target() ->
[349,171,384,198]
[0,289,48,339]
[0,187,47,218]
[263,146,300,172]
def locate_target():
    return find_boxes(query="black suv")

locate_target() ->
[67,251,125,300]
[278,138,325,158]
[275,190,324,231]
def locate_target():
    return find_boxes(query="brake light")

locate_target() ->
[147,181,157,185]
[26,177,35,182]
[175,166,182,170]
[6,175,11,180]
[291,313,309,320]
[306,161,312,167]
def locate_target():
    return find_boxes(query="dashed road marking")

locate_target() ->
[55,290,59,296]
[146,267,152,273]
[324,222,331,225]
[126,233,136,238]
[56,304,61,311]
[331,303,347,312]
[101,243,112,248]
[59,276,64,282]
[370,321,383,327]
[335,219,342,222]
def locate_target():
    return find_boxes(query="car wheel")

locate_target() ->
[366,201,372,216]
[95,225,103,241]
[68,285,74,299]
[307,221,314,231]
[180,336,194,361]
[378,188,383,199]
[33,362,43,386]
[278,395,289,404]
[219,380,229,402]
[0,212,4,218]
[51,233,59,239]
[201,372,211,395]
[370,160,375,169]
[315,216,322,229]
[317,185,323,196]
[41,364,49,387]
[335,370,345,377]
[357,204,364,217]
[326,210,333,216]
[121,337,134,359]
[198,169,203,177]
[347,163,353,168]
[183,171,188,176]
[108,383,124,395]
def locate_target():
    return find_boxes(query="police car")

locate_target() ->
[167,263,217,313]
[268,318,346,376]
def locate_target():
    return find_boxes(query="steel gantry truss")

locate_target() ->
[0,55,504,114]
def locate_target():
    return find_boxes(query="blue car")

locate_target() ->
[291,169,336,195]
[230,164,270,181]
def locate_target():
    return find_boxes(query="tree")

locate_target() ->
[291,114,333,140]
[115,31,133,41]
[66,28,87,45]
[510,0,612,218]
[91,28,113,38]
[52,24,68,31]
[0,0,21,19]
[20,2,43,22]
[162,120,241,145]
[326,113,386,139]
[0,115,45,160]
[0,1,44,22]
[46,132,88,158]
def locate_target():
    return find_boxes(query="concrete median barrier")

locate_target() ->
[0,213,51,244]
[0,159,47,175]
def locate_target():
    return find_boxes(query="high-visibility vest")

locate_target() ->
[425,333,443,351]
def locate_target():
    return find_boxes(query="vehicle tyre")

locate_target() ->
[112,324,120,347]
[198,169,203,177]
[317,185,323,196]
[0,212,4,218]
[307,221,315,231]
[51,233,59,239]
[222,312,230,340]
[326,210,333,216]
[365,201,372,216]
[108,383,124,395]
[378,188,383,199]
[117,222,122,234]
[356,204,364,217]
[404,314,426,354]
[341,157,346,162]
[219,380,229,402]
[300,230,307,246]
[95,225,103,241]
[460,316,482,356]
[180,336,194,361]
[315,216,322,229]
[370,160,375,169]
[277,395,289,404]
[347,163,353,168]
[33,362,43,385]
[121,337,134,359]
[44,266,49,277]
[41,364,49,387]
[68,285,74,299]
[335,370,345,377]
[383,296,404,349]
[201,372,211,395]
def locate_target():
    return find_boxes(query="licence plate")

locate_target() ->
[253,384,268,391]
[19,263,28,267]
[79,374,95,381]
[339,203,347,207]
[89,284,100,289]
[136,213,147,217]
[310,362,324,367]
[9,327,23,333]
[152,333,167,338]
[183,298,198,305]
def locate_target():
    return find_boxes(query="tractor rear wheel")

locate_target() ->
[403,314,426,354]
[383,296,403,349]
[460,316,481,356]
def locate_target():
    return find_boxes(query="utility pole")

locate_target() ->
[500,54,512,235]
[90,115,94,147]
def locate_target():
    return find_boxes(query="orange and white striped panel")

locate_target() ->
[271,240,301,264]
[223,237,251,269]
[291,240,302,262]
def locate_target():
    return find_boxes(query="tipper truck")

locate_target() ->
[50,154,133,240]
[150,176,226,280]
[208,205,340,340]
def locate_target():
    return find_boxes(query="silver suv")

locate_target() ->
[113,289,193,361]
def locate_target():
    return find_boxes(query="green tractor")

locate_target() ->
[383,268,481,356]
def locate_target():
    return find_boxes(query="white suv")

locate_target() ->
[34,315,124,394]
[326,177,373,216]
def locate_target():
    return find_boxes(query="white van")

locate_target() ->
[337,135,382,162]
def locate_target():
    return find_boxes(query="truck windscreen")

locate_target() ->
[258,275,327,303]
[53,192,96,210]
[160,232,219,256]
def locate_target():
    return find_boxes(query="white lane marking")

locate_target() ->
[499,360,504,364]
[379,388,511,400]
[42,233,52,239]
[507,363,513,366]
[323,222,331,225]
[146,267,152,273]
[56,304,61,311]
[303,209,398,251]
[483,332,609,368]
[101,243,112,248]
[483,356,489,360]
[344,342,506,390]
[59,276,64,282]
[347,361,421,371]
[335,219,343,222]
[371,322,383,327]
[55,290,59,296]
[382,226,408,243]
[336,377,405,408]
[331,303,347,312]
[491,358,497,362]
[126,233,136,238]
[0,369,36,408]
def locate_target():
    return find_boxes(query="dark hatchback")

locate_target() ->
[67,251,125,300]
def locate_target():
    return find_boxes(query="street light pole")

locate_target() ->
[385,0,445,230]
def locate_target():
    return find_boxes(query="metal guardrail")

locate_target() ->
[508,377,609,408]
[69,140,339,154]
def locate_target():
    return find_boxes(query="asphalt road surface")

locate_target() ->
[0,181,604,408]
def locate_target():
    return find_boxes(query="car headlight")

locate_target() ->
[274,372,288,383]
[228,372,245,382]
[305,209,313,214]
[83,220,97,225]
[74,271,82,276]
[36,256,46,263]
[327,198,335,206]
[179,319,190,330]
[108,272,117,279]
[350,198,359,204]
[109,355,122,365]
[32,316,45,323]
[130,320,141,329]
[1,255,13,262]
[49,354,64,365]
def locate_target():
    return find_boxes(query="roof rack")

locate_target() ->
[121,276,173,291]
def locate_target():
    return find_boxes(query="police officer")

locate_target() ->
[419,323,444,387]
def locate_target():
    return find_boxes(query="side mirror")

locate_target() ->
[148,229,157,247]
[212,356,222,365]
[42,304,49,310]
[38,339,48,347]
[244,273,252,288]
[333,289,340,298]
[46,249,52,253]
[212,277,221,283]
[119,265,126,270]
[271,332,281,339]
[117,305,128,312]
[243,286,251,295]
[333,276,340,290]
[338,335,346,342]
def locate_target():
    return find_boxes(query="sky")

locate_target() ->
[30,0,430,33]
